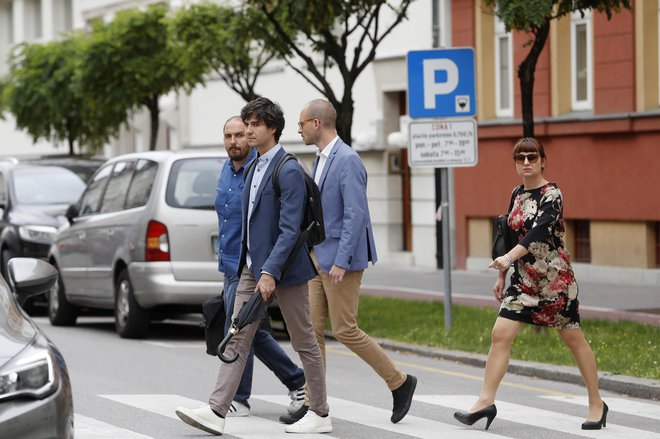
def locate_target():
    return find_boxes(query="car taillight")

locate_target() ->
[146,220,170,261]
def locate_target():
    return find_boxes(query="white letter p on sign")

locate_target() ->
[423,59,459,109]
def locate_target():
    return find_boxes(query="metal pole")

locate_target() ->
[441,169,452,330]
[432,0,453,331]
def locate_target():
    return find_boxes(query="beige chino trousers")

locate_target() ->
[308,251,406,391]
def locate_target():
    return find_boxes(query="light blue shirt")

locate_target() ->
[246,144,282,269]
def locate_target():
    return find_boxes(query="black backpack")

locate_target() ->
[244,153,325,273]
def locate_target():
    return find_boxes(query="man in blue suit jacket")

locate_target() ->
[176,98,331,436]
[290,99,416,425]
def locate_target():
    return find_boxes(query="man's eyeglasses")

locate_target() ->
[513,152,540,164]
[297,118,316,129]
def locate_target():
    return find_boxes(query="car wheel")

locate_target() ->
[48,264,78,326]
[114,269,150,339]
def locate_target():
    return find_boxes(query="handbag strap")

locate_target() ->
[507,185,521,214]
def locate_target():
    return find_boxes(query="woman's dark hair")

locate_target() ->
[512,137,546,158]
[240,97,285,142]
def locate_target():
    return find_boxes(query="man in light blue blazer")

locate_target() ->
[287,99,416,425]
[176,98,331,435]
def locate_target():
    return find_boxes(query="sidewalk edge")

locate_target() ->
[370,337,660,401]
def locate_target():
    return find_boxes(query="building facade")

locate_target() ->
[455,0,660,284]
[1,0,659,285]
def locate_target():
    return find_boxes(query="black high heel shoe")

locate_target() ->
[453,404,497,430]
[581,402,608,430]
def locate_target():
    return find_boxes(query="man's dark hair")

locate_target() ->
[240,97,285,142]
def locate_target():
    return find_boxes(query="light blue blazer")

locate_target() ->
[312,139,377,273]
[237,147,317,287]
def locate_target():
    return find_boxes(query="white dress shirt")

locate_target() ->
[314,136,339,185]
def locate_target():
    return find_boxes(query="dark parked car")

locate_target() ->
[0,258,74,438]
[0,158,103,298]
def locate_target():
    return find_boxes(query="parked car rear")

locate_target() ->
[48,150,227,338]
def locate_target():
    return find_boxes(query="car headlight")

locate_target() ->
[18,225,58,244]
[0,335,57,401]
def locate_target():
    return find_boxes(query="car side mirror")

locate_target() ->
[65,203,79,224]
[7,258,58,306]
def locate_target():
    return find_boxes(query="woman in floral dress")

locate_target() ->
[453,138,608,431]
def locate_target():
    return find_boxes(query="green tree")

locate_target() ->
[3,35,108,155]
[483,0,632,137]
[78,5,187,151]
[170,3,282,102]
[248,0,413,143]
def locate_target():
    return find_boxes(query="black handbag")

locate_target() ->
[491,186,520,260]
[202,292,226,356]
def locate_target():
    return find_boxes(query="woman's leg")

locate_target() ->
[558,328,604,421]
[470,317,522,412]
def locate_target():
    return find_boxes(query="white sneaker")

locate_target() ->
[226,400,250,417]
[285,410,332,434]
[287,387,305,415]
[175,405,225,435]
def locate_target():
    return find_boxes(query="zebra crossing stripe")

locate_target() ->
[254,394,512,439]
[99,394,340,438]
[75,414,154,438]
[416,395,660,439]
[542,396,660,420]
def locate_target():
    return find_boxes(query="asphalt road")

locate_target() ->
[34,316,660,439]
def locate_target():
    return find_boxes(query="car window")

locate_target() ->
[166,157,224,210]
[13,167,86,205]
[100,160,136,213]
[78,164,113,216]
[125,159,158,209]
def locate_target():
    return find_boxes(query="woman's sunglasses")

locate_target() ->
[513,152,540,164]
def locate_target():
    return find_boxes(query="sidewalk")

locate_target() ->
[358,263,660,400]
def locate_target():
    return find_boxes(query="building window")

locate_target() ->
[53,0,73,34]
[494,15,513,117]
[23,0,43,41]
[571,10,592,111]
[573,220,591,263]
[0,1,13,76]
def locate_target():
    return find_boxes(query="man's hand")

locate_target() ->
[329,265,346,284]
[255,273,276,301]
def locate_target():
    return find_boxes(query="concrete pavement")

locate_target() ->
[357,263,660,400]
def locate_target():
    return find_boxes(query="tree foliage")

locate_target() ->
[247,0,413,143]
[170,2,283,102]
[3,34,109,155]
[78,5,187,151]
[483,0,632,137]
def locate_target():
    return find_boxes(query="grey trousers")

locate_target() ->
[209,269,329,416]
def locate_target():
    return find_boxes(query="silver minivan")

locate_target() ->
[48,150,226,338]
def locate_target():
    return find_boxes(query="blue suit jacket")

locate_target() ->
[237,147,317,286]
[312,139,377,272]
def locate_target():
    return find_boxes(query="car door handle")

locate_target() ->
[77,232,86,240]
[106,229,115,237]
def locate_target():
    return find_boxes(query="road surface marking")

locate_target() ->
[416,394,660,438]
[75,414,154,438]
[255,394,511,439]
[543,395,660,419]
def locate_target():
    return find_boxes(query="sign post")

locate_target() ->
[407,48,478,331]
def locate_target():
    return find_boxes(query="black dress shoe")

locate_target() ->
[279,404,308,425]
[453,404,497,430]
[391,374,417,423]
[582,402,608,430]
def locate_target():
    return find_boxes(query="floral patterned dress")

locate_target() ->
[499,183,580,329]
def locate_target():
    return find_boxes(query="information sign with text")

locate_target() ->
[408,119,478,168]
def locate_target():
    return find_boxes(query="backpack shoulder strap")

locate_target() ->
[242,157,257,182]
[272,153,297,197]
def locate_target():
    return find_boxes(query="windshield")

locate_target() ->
[13,167,87,205]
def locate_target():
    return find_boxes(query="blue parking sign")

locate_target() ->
[407,48,476,118]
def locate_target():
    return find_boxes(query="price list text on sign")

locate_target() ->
[408,119,478,168]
